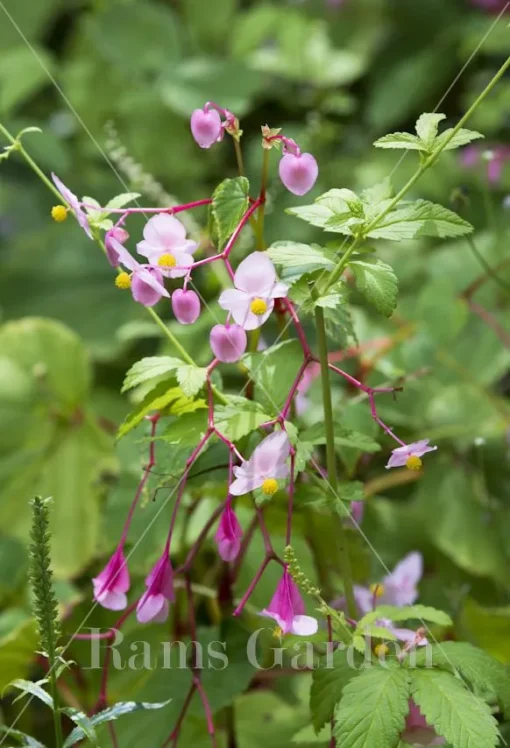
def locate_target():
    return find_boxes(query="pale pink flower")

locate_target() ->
[215,501,243,561]
[354,552,423,615]
[260,570,318,636]
[136,553,174,624]
[279,152,319,196]
[190,108,223,148]
[229,431,290,497]
[92,547,130,611]
[218,252,288,330]
[137,214,197,279]
[386,440,437,470]
[402,700,445,746]
[209,324,247,362]
[105,226,129,268]
[460,144,510,183]
[172,288,200,324]
[110,237,170,307]
[51,173,92,238]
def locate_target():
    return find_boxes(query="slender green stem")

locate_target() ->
[0,123,62,202]
[49,669,64,748]
[233,139,245,177]
[314,304,357,619]
[255,149,270,250]
[324,52,510,294]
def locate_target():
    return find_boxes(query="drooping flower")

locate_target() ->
[105,226,129,268]
[190,108,223,148]
[136,553,174,624]
[92,547,130,611]
[172,288,201,324]
[386,440,437,471]
[229,431,290,497]
[137,214,198,279]
[109,237,170,307]
[354,552,423,615]
[215,501,243,561]
[260,570,318,636]
[51,173,92,238]
[402,700,445,746]
[209,324,247,363]
[279,152,319,196]
[218,253,288,330]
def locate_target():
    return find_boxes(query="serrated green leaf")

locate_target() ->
[160,410,208,448]
[334,665,411,748]
[359,605,453,629]
[415,113,446,148]
[367,200,473,241]
[374,133,424,151]
[350,257,398,317]
[63,700,172,747]
[176,365,207,398]
[435,128,484,152]
[214,399,271,441]
[267,242,335,285]
[118,382,202,439]
[121,356,182,393]
[105,192,141,211]
[7,678,53,708]
[360,624,398,641]
[211,176,249,248]
[310,649,361,733]
[410,669,499,748]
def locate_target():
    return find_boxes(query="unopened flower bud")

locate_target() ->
[190,108,223,149]
[279,152,318,196]
[171,288,200,325]
[209,324,247,363]
[105,227,129,268]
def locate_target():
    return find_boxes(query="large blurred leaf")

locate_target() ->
[0,618,37,691]
[0,46,54,114]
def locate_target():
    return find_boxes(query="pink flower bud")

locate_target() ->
[279,152,318,196]
[171,288,200,325]
[105,227,129,268]
[190,108,223,149]
[209,324,247,363]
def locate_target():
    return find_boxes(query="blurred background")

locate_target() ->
[0,0,509,745]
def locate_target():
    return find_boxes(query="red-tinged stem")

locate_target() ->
[282,298,312,358]
[233,556,271,617]
[93,602,137,712]
[280,358,311,420]
[194,678,217,747]
[163,682,196,747]
[79,198,213,214]
[366,391,406,447]
[231,515,258,582]
[327,362,396,396]
[177,504,224,574]
[73,631,114,641]
[222,200,262,259]
[286,451,296,546]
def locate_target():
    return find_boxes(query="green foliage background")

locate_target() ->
[0,0,509,745]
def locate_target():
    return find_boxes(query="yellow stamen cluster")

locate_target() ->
[369,583,385,598]
[273,626,283,640]
[406,455,423,471]
[115,272,131,290]
[51,205,68,222]
[262,478,279,496]
[374,643,389,658]
[158,253,177,268]
[250,297,268,315]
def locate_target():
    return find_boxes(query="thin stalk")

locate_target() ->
[0,123,62,202]
[314,306,357,619]
[255,149,270,250]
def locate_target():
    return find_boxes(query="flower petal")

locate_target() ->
[291,615,318,636]
[136,593,166,623]
[143,214,187,248]
[234,252,277,295]
[249,431,290,478]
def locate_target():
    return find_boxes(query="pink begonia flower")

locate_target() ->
[209,324,247,363]
[51,173,92,239]
[136,553,175,624]
[105,226,129,268]
[402,700,445,746]
[215,501,243,561]
[218,252,288,330]
[110,237,170,307]
[260,570,318,636]
[137,214,197,279]
[190,108,223,148]
[279,152,319,196]
[229,431,290,497]
[92,547,130,611]
[172,288,201,324]
[460,145,510,183]
[386,440,437,471]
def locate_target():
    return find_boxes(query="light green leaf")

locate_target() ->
[310,649,361,733]
[121,356,182,393]
[0,726,46,747]
[415,113,446,148]
[435,128,484,152]
[367,200,473,241]
[350,257,398,317]
[410,669,499,748]
[0,619,38,691]
[63,700,172,747]
[214,399,271,441]
[242,340,304,413]
[359,605,453,629]
[176,365,207,398]
[7,678,53,708]
[0,45,55,113]
[301,423,381,453]
[374,133,424,151]
[160,410,208,447]
[267,242,335,284]
[292,723,329,743]
[105,192,142,211]
[211,177,249,249]
[118,382,204,439]
[334,665,411,748]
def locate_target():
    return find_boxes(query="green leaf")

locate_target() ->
[374,133,424,151]
[105,192,142,211]
[242,340,304,413]
[0,726,46,747]
[359,605,453,629]
[434,128,484,151]
[214,399,271,441]
[292,723,329,744]
[334,665,411,748]
[267,242,335,284]
[413,642,510,719]
[211,177,249,249]
[415,113,446,148]
[176,365,207,398]
[310,649,361,733]
[0,45,55,114]
[121,356,183,393]
[410,669,499,748]
[63,701,172,747]
[367,200,473,241]
[0,619,38,691]
[160,410,208,448]
[350,257,398,317]
[118,382,203,439]
[7,678,53,708]
[301,423,381,453]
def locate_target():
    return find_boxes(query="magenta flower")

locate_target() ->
[209,323,247,363]
[136,553,175,624]
[402,700,445,746]
[105,226,129,268]
[354,552,423,615]
[218,252,288,330]
[279,152,319,196]
[229,431,290,497]
[190,107,223,149]
[215,501,243,561]
[386,440,437,471]
[260,570,318,636]
[92,547,130,611]
[110,238,170,307]
[51,173,92,239]
[137,214,197,278]
[460,145,510,183]
[172,288,201,325]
